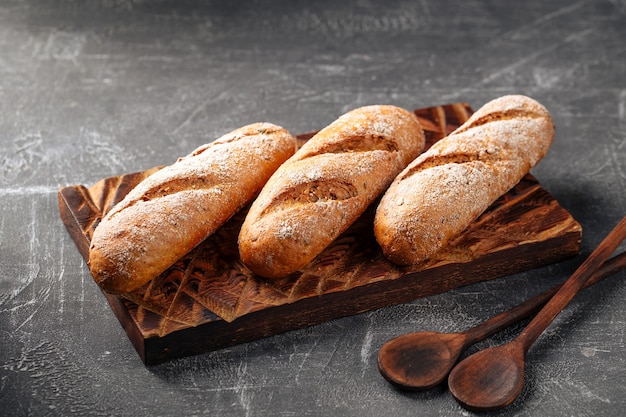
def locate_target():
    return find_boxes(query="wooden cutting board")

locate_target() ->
[58,103,582,365]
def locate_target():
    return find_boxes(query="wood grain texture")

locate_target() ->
[58,103,582,364]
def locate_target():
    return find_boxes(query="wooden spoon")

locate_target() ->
[448,216,626,411]
[377,251,626,390]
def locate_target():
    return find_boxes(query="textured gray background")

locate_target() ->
[1,0,625,416]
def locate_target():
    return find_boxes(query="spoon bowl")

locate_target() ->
[377,332,467,390]
[448,342,525,411]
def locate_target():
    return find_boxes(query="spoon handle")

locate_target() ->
[516,216,626,354]
[463,250,626,345]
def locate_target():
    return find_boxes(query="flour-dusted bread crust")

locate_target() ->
[89,123,296,294]
[238,105,425,278]
[374,95,555,265]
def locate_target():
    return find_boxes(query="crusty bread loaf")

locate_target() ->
[374,95,554,265]
[89,123,296,294]
[238,105,425,278]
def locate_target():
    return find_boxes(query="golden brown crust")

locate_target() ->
[374,95,555,265]
[238,105,425,278]
[88,123,296,294]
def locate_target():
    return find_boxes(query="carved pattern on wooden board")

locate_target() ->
[58,103,583,363]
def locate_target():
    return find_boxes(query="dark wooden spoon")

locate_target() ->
[377,251,626,390]
[448,216,626,411]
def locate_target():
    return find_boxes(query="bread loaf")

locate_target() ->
[89,123,296,294]
[374,95,554,265]
[238,105,425,278]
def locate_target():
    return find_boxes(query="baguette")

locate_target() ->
[88,123,296,294]
[238,105,425,278]
[374,95,554,265]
